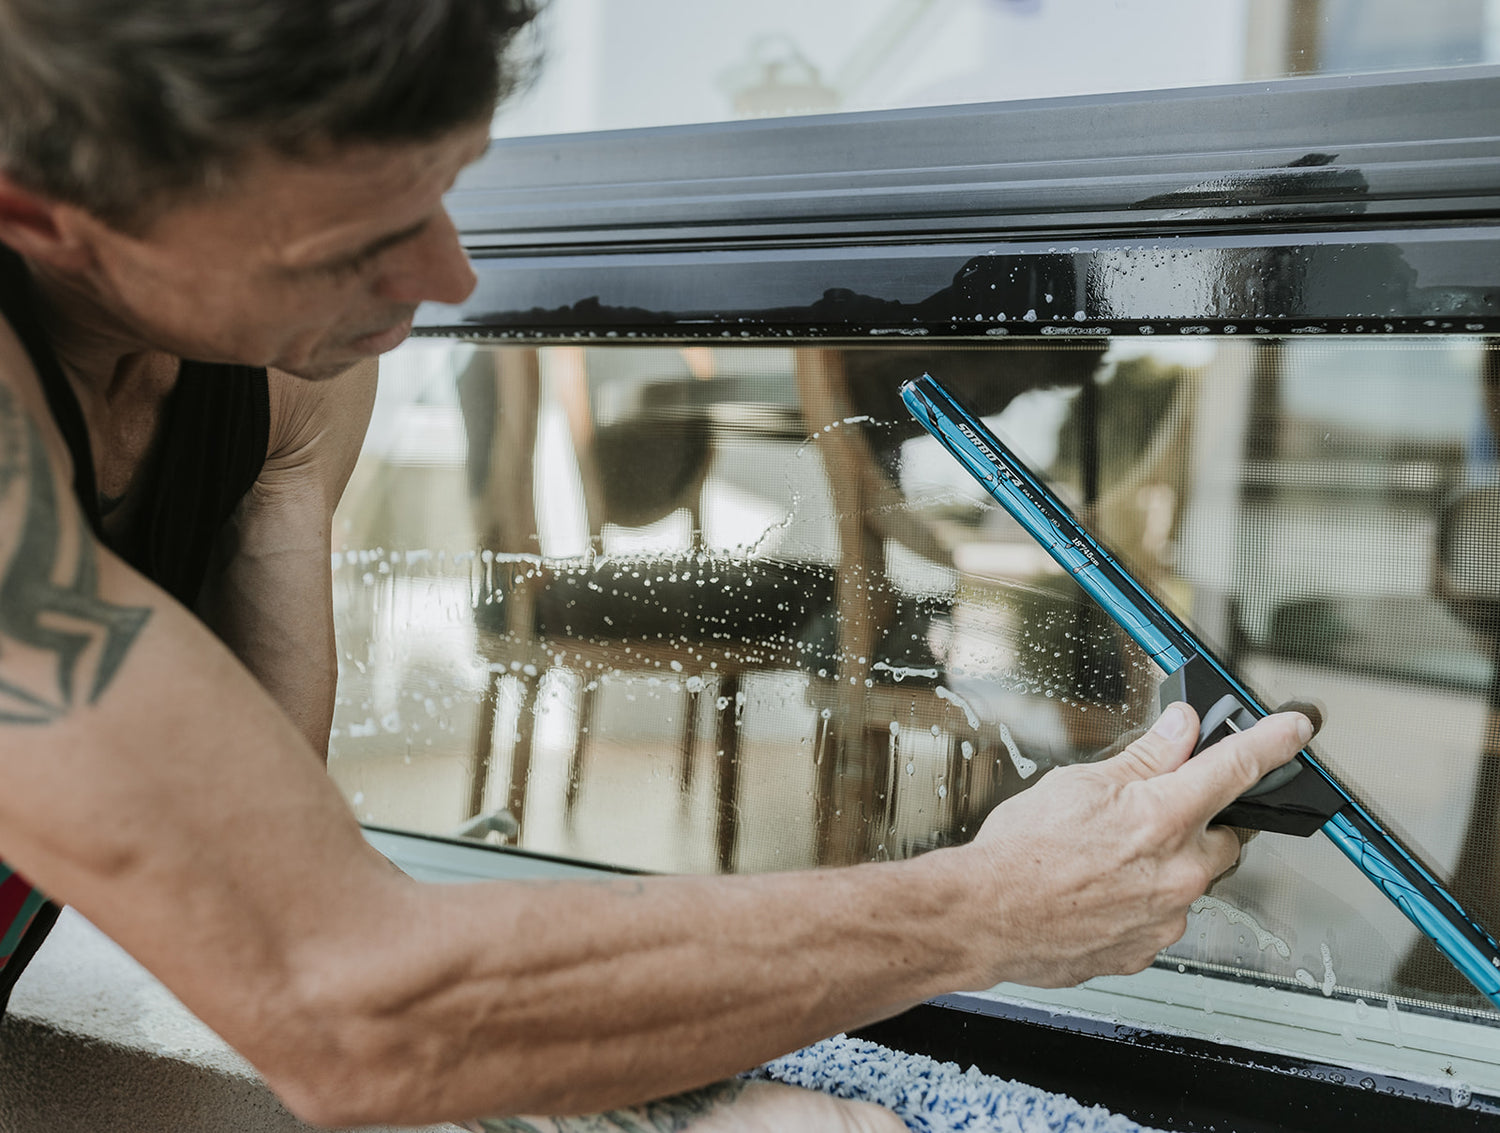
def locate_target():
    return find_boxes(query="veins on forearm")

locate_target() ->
[469,1080,749,1132]
[0,384,151,724]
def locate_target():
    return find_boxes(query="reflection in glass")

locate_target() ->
[331,337,1500,1026]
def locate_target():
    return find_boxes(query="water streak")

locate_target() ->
[933,684,980,729]
[874,661,940,682]
[998,723,1037,778]
[1294,941,1336,996]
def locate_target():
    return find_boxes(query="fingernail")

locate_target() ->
[1293,713,1314,745]
[1152,703,1191,742]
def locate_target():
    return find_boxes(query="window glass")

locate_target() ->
[333,336,1500,1084]
[492,0,1500,138]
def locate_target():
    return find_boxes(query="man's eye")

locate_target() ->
[320,250,380,279]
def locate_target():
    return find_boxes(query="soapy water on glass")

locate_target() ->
[998,722,1038,779]
[1189,896,1292,960]
[1294,942,1337,997]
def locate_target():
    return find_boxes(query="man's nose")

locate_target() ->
[375,209,477,306]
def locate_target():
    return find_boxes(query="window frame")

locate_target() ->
[422,64,1500,343]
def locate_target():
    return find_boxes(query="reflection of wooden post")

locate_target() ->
[794,349,896,861]
[466,349,542,828]
[678,684,703,806]
[468,675,499,821]
[1243,0,1320,79]
[484,349,543,557]
[714,674,743,873]
[564,677,599,831]
[504,676,539,822]
[1285,0,1322,75]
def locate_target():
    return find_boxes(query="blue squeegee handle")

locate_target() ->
[900,372,1500,1007]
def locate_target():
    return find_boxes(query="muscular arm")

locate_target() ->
[196,361,376,754]
[0,341,1311,1128]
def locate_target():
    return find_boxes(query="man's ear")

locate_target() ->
[0,172,94,271]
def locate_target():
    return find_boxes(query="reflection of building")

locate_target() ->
[718,36,840,117]
[1181,340,1489,689]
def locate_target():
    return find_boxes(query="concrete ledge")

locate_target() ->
[0,909,461,1133]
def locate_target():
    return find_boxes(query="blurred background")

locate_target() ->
[487,0,1500,137]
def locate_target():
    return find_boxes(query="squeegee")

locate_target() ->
[902,371,1500,1008]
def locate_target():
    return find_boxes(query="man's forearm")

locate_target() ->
[0,388,980,1131]
[298,846,985,1125]
[316,706,1316,1127]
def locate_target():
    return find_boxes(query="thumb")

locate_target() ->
[1098,701,1200,783]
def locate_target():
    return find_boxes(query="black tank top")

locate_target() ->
[0,243,270,1011]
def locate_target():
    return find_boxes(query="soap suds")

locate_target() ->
[1189,896,1291,960]
[874,661,940,683]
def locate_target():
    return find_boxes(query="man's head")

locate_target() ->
[0,0,538,378]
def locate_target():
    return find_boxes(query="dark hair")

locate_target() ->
[0,0,540,229]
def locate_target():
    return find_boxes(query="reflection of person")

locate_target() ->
[0,3,1313,1128]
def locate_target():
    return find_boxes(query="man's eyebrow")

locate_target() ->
[290,216,433,276]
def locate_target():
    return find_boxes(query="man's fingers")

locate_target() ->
[1210,826,1260,885]
[1089,725,1147,763]
[1170,711,1315,817]
[1096,702,1201,783]
[1274,698,1325,738]
[1202,824,1243,881]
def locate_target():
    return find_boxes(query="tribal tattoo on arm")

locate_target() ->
[0,384,151,724]
[466,1080,750,1132]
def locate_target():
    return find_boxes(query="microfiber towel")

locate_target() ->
[753,1034,1163,1133]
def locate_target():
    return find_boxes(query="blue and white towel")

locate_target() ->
[755,1034,1161,1133]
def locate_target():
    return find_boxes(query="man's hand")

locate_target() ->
[963,702,1315,989]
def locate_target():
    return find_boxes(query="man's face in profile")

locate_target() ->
[66,120,491,380]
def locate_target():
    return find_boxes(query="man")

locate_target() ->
[0,2,1315,1128]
